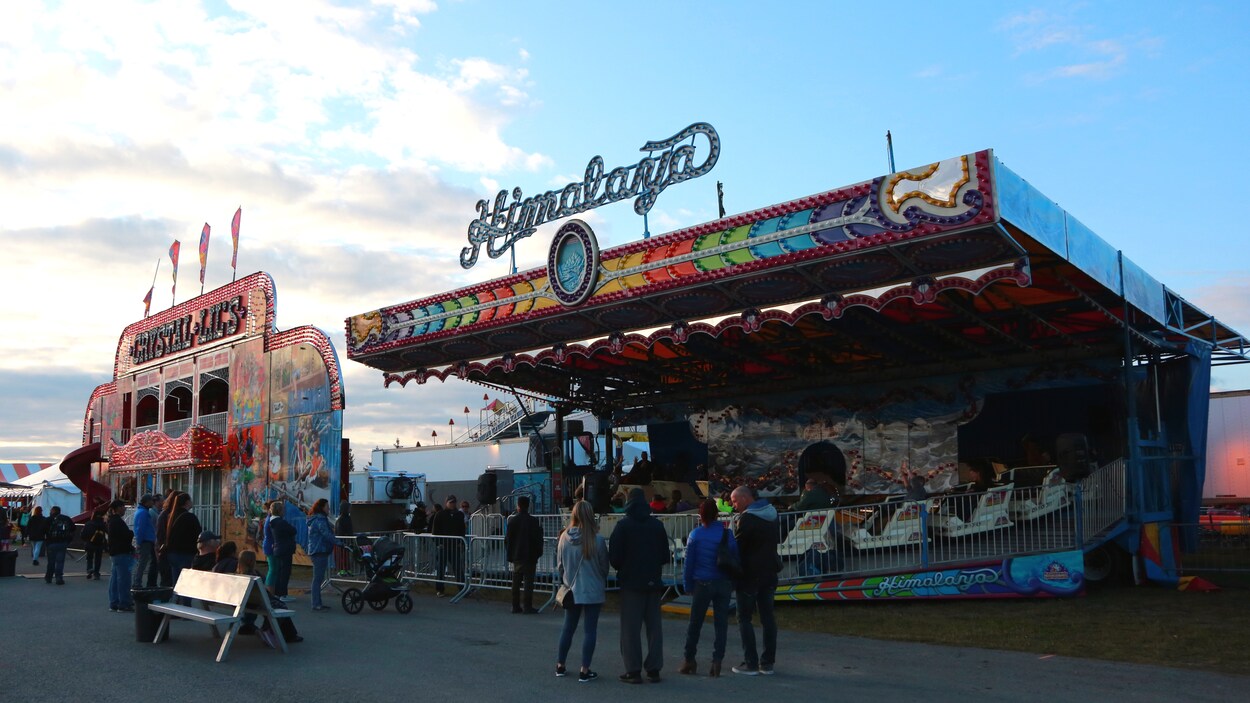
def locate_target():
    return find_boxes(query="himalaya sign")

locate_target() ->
[460,122,721,268]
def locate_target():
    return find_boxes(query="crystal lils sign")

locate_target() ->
[129,296,248,365]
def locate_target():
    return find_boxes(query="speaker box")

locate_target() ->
[476,471,498,506]
[1056,433,1093,481]
[583,472,611,514]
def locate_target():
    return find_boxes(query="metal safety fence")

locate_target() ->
[391,460,1131,602]
[1177,519,1250,585]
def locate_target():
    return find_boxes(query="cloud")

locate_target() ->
[0,1,548,461]
[995,8,1145,82]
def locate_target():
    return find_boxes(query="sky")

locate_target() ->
[2,0,1250,465]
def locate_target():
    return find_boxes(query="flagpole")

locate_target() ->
[145,258,161,318]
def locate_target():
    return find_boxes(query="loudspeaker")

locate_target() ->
[583,472,611,514]
[565,420,584,435]
[1056,433,1093,482]
[476,472,498,506]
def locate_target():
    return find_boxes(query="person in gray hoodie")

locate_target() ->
[730,485,781,676]
[555,500,610,683]
[608,487,671,684]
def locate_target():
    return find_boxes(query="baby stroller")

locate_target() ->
[341,535,413,615]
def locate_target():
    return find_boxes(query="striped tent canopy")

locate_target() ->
[0,463,52,483]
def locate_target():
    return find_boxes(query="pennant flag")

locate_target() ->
[169,240,181,301]
[231,207,241,280]
[143,286,154,318]
[198,222,211,288]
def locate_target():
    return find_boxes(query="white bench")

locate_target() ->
[149,570,291,662]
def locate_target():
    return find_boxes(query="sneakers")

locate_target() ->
[732,663,759,676]
[109,607,118,613]
[278,595,296,603]
[435,591,446,598]
[646,671,662,683]
[33,560,38,566]
[312,605,331,612]
[555,665,567,678]
[578,671,598,683]
[618,672,643,685]
[118,606,134,612]
[759,664,774,675]
[258,628,279,649]
[523,608,540,614]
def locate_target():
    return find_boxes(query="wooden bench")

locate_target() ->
[149,570,291,662]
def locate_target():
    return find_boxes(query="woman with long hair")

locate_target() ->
[555,500,609,683]
[306,498,340,611]
[26,506,47,565]
[679,499,739,677]
[154,491,183,586]
[164,492,202,587]
[236,550,303,645]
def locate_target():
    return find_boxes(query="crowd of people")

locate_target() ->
[4,479,787,678]
[546,484,781,683]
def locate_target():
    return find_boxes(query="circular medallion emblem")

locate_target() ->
[547,219,599,307]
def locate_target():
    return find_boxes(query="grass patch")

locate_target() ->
[770,583,1250,676]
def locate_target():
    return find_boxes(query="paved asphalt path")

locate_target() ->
[1,550,1245,703]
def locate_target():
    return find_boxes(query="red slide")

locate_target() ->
[59,443,111,522]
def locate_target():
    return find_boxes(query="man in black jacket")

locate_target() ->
[106,500,135,612]
[730,485,780,676]
[608,487,670,684]
[505,495,544,614]
[431,495,466,597]
[42,506,75,585]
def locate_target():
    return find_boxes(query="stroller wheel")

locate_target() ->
[396,593,413,614]
[368,598,388,611]
[342,588,365,614]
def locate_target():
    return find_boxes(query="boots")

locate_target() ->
[709,661,722,678]
[679,659,697,675]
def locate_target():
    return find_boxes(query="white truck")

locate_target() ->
[1205,390,1250,503]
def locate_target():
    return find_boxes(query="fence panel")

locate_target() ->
[402,533,470,599]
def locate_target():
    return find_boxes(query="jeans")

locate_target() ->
[167,552,193,588]
[109,554,134,608]
[133,541,156,588]
[683,578,732,663]
[434,542,462,594]
[43,543,68,582]
[270,554,293,597]
[619,589,664,674]
[736,586,778,669]
[311,553,329,608]
[557,603,602,670]
[85,548,103,577]
[511,560,537,610]
[32,540,44,562]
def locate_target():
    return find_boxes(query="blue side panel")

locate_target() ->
[1121,255,1167,325]
[994,158,1067,258]
[1065,214,1121,296]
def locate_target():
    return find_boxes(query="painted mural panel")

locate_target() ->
[269,344,331,420]
[220,423,267,553]
[230,337,266,427]
[696,401,968,499]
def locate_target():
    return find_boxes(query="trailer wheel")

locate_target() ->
[1084,544,1130,586]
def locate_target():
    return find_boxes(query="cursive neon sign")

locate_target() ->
[460,122,720,269]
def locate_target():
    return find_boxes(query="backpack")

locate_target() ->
[47,516,71,542]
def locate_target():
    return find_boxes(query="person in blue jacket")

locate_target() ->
[680,499,739,678]
[306,498,341,611]
[132,494,158,588]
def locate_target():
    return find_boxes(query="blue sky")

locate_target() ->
[2,0,1249,463]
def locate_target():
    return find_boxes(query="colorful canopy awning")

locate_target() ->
[347,150,1249,411]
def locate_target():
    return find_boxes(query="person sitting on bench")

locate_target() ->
[235,550,303,645]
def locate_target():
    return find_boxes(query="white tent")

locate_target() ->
[0,464,82,516]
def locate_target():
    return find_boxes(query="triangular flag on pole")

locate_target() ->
[231,207,241,282]
[169,240,181,304]
[144,257,160,318]
[198,222,211,294]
